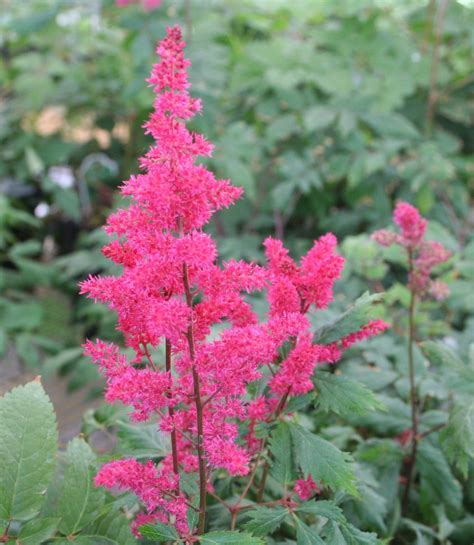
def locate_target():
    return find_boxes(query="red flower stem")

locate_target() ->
[402,249,419,511]
[142,343,158,371]
[165,338,180,482]
[202,385,224,407]
[179,219,207,534]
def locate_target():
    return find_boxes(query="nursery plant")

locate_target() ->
[78,25,390,543]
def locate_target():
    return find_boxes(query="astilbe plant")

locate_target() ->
[372,202,451,511]
[80,26,388,541]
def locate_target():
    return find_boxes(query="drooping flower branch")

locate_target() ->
[81,26,388,540]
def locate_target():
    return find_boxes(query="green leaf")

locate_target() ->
[313,372,385,417]
[84,508,135,545]
[295,518,325,544]
[313,293,383,345]
[140,523,179,542]
[420,341,464,369]
[340,523,380,545]
[296,500,346,524]
[304,106,336,131]
[440,402,474,477]
[0,380,57,521]
[18,517,59,545]
[116,420,169,459]
[269,421,295,485]
[324,521,347,545]
[58,438,104,534]
[362,112,419,140]
[290,425,357,496]
[417,442,462,515]
[200,531,264,544]
[244,506,287,537]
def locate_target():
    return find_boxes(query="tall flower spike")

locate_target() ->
[82,25,389,539]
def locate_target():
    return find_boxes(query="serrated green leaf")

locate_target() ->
[349,395,411,434]
[140,522,179,542]
[200,530,264,544]
[324,521,347,545]
[290,425,357,496]
[0,381,58,521]
[18,517,60,545]
[269,421,295,485]
[313,293,383,345]
[116,420,168,459]
[244,506,287,537]
[295,518,325,544]
[296,500,346,524]
[58,438,104,535]
[417,442,462,515]
[340,523,380,545]
[440,402,474,477]
[313,372,385,417]
[84,508,135,545]
[420,341,463,369]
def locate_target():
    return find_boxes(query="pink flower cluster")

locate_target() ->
[81,26,387,537]
[294,475,320,501]
[372,202,451,299]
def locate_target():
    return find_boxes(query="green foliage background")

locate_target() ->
[0,1,473,544]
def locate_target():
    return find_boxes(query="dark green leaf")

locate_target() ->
[440,402,474,477]
[58,438,104,534]
[18,517,60,545]
[294,518,325,544]
[140,523,179,542]
[290,425,357,496]
[313,372,385,417]
[296,500,345,524]
[244,506,287,537]
[269,421,295,485]
[417,442,462,515]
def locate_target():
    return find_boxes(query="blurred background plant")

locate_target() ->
[0,0,473,543]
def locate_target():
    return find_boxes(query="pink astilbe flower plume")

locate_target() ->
[372,201,451,299]
[81,26,387,538]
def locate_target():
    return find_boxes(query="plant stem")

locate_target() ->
[417,422,446,440]
[166,338,180,481]
[402,279,418,511]
[181,248,207,534]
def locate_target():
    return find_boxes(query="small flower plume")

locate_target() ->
[294,475,320,501]
[372,202,451,299]
[81,26,387,538]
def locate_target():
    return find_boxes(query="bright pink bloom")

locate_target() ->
[294,475,320,500]
[339,319,390,349]
[96,459,188,534]
[82,26,388,537]
[372,202,451,298]
[264,234,344,315]
[393,201,427,247]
